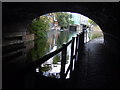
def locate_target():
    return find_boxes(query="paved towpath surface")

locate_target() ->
[69,37,119,88]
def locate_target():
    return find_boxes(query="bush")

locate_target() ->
[28,16,50,39]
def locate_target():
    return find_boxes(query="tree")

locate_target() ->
[69,14,74,25]
[88,19,97,26]
[28,15,50,39]
[55,12,71,29]
[69,20,74,25]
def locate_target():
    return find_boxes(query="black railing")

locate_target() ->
[18,31,85,80]
[63,32,84,79]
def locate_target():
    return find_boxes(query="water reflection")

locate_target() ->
[33,30,80,79]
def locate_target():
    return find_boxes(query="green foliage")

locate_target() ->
[56,31,69,48]
[41,65,52,72]
[88,19,97,25]
[91,34,103,39]
[53,54,69,64]
[69,14,73,19]
[55,12,72,29]
[28,16,50,39]
[69,14,74,25]
[53,55,60,64]
[29,38,49,61]
[90,31,103,40]
[69,20,74,25]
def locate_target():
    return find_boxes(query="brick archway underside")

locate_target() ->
[2,2,120,52]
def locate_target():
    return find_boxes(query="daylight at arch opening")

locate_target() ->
[27,12,103,79]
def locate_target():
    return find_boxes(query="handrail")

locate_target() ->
[35,39,72,65]
[22,32,85,80]
[64,32,84,79]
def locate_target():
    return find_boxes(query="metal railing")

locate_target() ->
[20,31,85,80]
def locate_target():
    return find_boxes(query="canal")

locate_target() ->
[34,30,80,79]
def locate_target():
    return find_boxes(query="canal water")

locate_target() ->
[3,29,80,79]
[31,30,80,79]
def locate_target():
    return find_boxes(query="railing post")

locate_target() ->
[77,33,83,61]
[86,30,87,43]
[75,34,79,61]
[60,44,67,80]
[70,37,75,77]
[82,31,85,45]
[74,34,79,69]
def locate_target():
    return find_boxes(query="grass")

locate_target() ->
[90,31,103,40]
